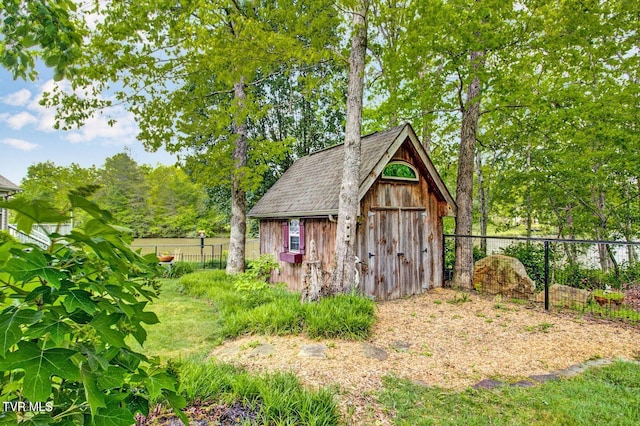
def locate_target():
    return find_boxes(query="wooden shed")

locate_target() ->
[249,124,457,300]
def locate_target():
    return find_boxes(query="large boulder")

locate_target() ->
[535,284,590,307]
[473,255,536,299]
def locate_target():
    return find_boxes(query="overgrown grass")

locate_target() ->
[179,270,376,341]
[175,358,341,425]
[379,360,640,425]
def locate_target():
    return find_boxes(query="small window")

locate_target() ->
[382,161,418,181]
[289,219,300,252]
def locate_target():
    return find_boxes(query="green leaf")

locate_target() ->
[93,406,135,426]
[4,250,66,288]
[90,312,126,347]
[62,289,99,314]
[26,318,72,345]
[0,198,69,235]
[143,372,177,400]
[0,307,43,356]
[97,365,127,389]
[0,341,79,401]
[80,362,106,417]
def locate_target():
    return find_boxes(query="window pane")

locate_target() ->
[290,236,300,251]
[289,219,300,236]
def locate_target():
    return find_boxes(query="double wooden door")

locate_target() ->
[362,208,431,300]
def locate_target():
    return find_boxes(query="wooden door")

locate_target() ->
[364,208,429,300]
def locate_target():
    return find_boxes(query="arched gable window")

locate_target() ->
[382,161,419,181]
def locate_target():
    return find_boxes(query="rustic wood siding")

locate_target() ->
[258,140,447,300]
[357,142,446,300]
[259,218,337,292]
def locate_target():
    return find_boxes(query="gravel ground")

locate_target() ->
[209,288,640,425]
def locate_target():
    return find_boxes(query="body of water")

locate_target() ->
[132,237,260,259]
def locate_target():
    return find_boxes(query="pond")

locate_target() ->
[132,237,260,260]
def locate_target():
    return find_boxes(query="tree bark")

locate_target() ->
[331,0,369,293]
[453,50,483,289]
[226,79,248,274]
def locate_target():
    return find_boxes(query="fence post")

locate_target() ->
[544,240,549,310]
[442,233,446,286]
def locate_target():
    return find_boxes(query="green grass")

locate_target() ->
[128,278,220,359]
[178,270,376,341]
[379,360,640,425]
[174,358,341,425]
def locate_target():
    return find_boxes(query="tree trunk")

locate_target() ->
[331,0,369,294]
[453,50,483,290]
[226,79,248,274]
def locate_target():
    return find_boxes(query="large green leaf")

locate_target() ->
[90,312,126,347]
[0,198,69,235]
[61,289,99,314]
[93,406,135,426]
[80,362,106,417]
[0,307,43,356]
[3,250,67,288]
[143,372,177,400]
[0,342,79,401]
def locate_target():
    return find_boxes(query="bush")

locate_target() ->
[0,194,186,425]
[163,261,196,278]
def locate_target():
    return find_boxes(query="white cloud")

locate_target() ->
[3,111,38,130]
[2,138,39,151]
[1,89,32,106]
[65,107,138,146]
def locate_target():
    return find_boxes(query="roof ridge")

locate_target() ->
[308,124,407,157]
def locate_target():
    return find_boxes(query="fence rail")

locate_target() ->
[444,234,640,323]
[133,243,227,269]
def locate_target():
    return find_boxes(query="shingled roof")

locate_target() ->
[249,123,456,218]
[0,174,21,193]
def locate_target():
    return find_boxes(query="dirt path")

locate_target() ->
[208,288,640,425]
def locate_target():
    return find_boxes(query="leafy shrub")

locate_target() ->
[500,241,548,285]
[0,195,186,425]
[163,261,195,278]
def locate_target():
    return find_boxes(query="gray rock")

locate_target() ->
[249,344,275,357]
[297,344,327,358]
[361,343,388,360]
[473,255,536,299]
[472,379,504,389]
[391,341,411,352]
[535,284,590,307]
[529,373,560,383]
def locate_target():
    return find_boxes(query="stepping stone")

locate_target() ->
[249,344,275,357]
[472,379,504,389]
[529,373,560,383]
[391,341,411,352]
[297,344,327,358]
[510,380,536,388]
[361,343,388,361]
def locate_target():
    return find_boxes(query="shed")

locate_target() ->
[249,124,457,300]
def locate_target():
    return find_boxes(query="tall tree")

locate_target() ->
[331,0,369,293]
[45,1,341,273]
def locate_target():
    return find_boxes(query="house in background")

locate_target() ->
[249,124,457,300]
[0,174,21,231]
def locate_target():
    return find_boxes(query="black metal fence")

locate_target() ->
[444,235,640,323]
[134,244,227,269]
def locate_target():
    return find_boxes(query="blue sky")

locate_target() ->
[0,67,178,186]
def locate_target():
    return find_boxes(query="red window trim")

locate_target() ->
[280,219,305,263]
